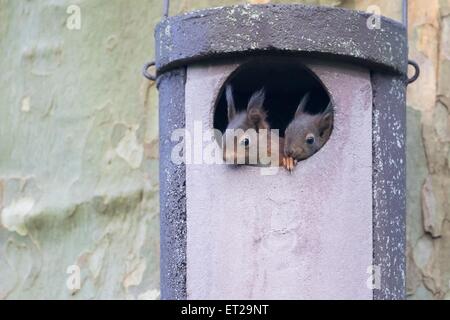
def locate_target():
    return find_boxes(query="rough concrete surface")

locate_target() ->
[372,73,407,300]
[158,69,187,300]
[155,3,408,75]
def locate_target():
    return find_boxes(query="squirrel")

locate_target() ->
[283,91,334,171]
[222,85,285,167]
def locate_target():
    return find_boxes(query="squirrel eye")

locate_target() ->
[306,134,315,145]
[241,137,250,147]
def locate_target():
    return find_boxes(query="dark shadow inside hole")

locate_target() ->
[214,59,331,137]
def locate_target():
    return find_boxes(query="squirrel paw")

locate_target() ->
[282,157,297,172]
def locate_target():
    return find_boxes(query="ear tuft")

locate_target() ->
[226,85,236,121]
[295,92,311,118]
[323,99,333,114]
[247,87,266,112]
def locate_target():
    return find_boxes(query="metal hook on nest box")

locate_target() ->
[142,1,170,81]
[143,61,156,81]
[407,60,420,85]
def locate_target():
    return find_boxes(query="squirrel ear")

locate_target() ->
[226,85,236,121]
[247,88,267,125]
[247,87,265,112]
[323,100,333,114]
[318,110,333,138]
[295,92,311,118]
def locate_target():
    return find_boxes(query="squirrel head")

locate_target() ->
[222,85,270,165]
[284,92,333,161]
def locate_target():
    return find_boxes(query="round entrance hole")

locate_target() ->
[214,59,334,165]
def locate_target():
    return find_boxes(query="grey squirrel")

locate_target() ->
[283,92,334,171]
[222,85,285,166]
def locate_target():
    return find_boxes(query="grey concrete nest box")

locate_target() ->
[152,4,408,300]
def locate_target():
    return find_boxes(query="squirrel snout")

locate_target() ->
[285,147,304,159]
[285,149,294,157]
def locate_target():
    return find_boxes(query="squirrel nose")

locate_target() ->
[286,149,295,157]
[286,148,304,158]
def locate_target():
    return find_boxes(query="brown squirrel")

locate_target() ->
[222,85,285,167]
[283,92,334,171]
